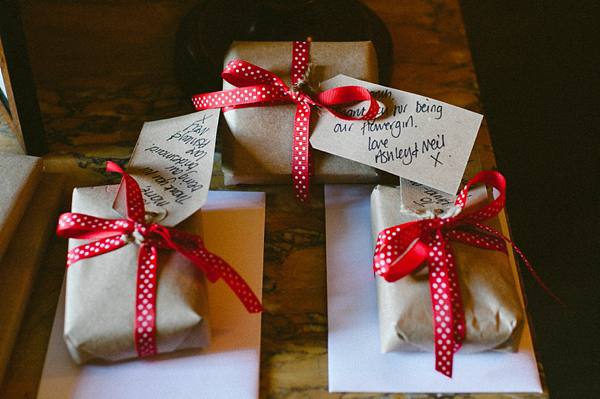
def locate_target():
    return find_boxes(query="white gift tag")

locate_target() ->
[400,150,489,213]
[310,75,483,195]
[115,110,220,226]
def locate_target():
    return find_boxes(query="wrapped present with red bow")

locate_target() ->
[371,171,528,378]
[192,41,384,205]
[57,162,262,364]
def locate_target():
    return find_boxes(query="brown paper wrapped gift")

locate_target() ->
[221,41,382,185]
[64,185,210,364]
[370,184,524,354]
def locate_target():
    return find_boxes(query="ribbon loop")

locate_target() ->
[191,41,379,204]
[57,213,134,241]
[221,60,286,89]
[57,162,263,358]
[316,86,380,121]
[288,89,314,106]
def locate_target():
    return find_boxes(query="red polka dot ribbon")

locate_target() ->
[373,170,563,377]
[191,41,379,205]
[57,161,263,358]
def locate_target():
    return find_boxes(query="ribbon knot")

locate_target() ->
[287,89,313,106]
[373,170,562,377]
[191,41,379,205]
[121,227,146,245]
[57,161,263,359]
[422,217,451,231]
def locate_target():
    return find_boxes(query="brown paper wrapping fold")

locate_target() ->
[64,185,210,364]
[221,41,382,185]
[370,184,524,354]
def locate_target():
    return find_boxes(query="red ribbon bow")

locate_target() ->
[191,41,379,205]
[373,170,561,377]
[57,161,263,358]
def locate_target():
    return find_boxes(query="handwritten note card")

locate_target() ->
[400,150,489,212]
[310,75,483,195]
[118,110,220,227]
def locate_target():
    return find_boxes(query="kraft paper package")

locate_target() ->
[370,184,524,354]
[220,41,383,185]
[63,185,210,364]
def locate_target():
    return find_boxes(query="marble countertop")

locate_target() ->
[1,1,548,397]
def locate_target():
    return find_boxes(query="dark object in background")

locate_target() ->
[0,0,47,156]
[459,0,599,397]
[174,0,393,96]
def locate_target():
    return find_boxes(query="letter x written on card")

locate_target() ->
[114,110,220,227]
[310,75,483,195]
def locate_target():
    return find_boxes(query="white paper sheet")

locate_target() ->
[37,190,265,399]
[325,184,543,393]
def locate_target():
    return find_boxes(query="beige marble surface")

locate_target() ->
[0,1,547,398]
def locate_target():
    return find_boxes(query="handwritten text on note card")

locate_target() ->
[400,150,489,213]
[310,75,483,195]
[119,110,220,227]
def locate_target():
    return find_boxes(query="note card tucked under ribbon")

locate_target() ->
[116,110,220,226]
[310,75,483,195]
[400,150,489,213]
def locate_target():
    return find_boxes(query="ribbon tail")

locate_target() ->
[472,222,566,307]
[66,235,128,267]
[191,252,263,313]
[134,244,158,357]
[427,231,465,378]
[191,252,262,313]
[292,102,312,205]
[159,229,263,313]
[445,229,508,254]
[215,260,264,314]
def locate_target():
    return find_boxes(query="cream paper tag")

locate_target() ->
[400,150,489,213]
[310,75,483,195]
[114,110,220,227]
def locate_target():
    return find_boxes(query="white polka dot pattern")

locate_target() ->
[190,41,380,205]
[56,161,264,359]
[291,41,312,203]
[445,229,507,252]
[106,161,146,224]
[135,244,158,357]
[372,170,524,377]
[426,230,464,377]
[151,224,264,313]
